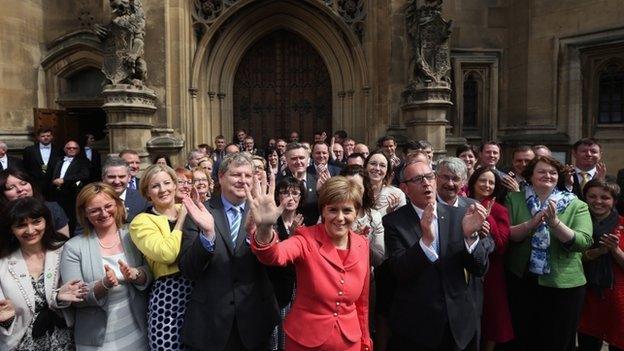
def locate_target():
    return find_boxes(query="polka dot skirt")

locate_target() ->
[147,275,194,351]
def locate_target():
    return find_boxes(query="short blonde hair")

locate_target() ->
[318,176,362,211]
[139,164,178,200]
[76,183,126,235]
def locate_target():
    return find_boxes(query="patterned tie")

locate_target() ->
[130,177,137,190]
[579,171,590,190]
[229,207,242,248]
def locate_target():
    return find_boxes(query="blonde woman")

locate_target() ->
[61,183,151,350]
[130,165,192,350]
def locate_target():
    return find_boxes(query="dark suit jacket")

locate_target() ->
[306,163,342,177]
[383,202,490,349]
[277,170,319,226]
[52,156,91,191]
[124,188,150,223]
[2,156,24,171]
[85,148,102,182]
[22,143,63,196]
[179,197,279,351]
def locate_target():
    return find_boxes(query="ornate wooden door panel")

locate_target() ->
[234,30,332,145]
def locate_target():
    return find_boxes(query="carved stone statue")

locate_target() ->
[94,0,147,87]
[405,0,452,88]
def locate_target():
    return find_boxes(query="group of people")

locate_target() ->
[0,127,622,351]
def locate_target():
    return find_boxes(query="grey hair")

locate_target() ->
[285,142,306,154]
[436,157,467,180]
[101,156,130,177]
[399,159,431,183]
[218,152,254,176]
[0,141,7,151]
[187,148,204,161]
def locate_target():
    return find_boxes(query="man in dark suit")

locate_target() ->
[307,142,342,177]
[278,142,319,225]
[383,160,490,351]
[101,156,149,222]
[22,128,63,198]
[0,141,24,171]
[83,133,102,182]
[119,149,141,190]
[560,138,605,200]
[179,153,278,351]
[242,136,264,157]
[51,140,90,233]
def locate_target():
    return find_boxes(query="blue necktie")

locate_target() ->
[229,207,241,248]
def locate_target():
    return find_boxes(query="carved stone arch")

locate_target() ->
[41,30,104,109]
[189,0,369,150]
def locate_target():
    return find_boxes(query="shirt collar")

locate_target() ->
[119,189,127,201]
[40,144,51,149]
[436,194,459,207]
[411,202,438,219]
[575,166,596,178]
[221,194,246,213]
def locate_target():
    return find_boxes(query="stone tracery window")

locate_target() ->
[462,72,479,128]
[597,62,624,124]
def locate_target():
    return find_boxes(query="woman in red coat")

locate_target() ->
[578,179,624,351]
[249,176,372,351]
[467,166,514,350]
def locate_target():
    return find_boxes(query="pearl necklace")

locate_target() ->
[97,230,120,249]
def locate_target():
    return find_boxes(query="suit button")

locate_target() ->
[333,312,338,317]
[338,291,343,296]
[336,302,340,306]
[340,279,345,284]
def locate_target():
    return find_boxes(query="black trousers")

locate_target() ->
[577,333,624,351]
[387,324,477,351]
[506,271,585,351]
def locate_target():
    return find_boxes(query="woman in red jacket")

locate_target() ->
[467,166,514,350]
[249,176,372,351]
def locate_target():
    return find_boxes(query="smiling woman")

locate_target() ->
[250,176,372,351]
[129,165,193,351]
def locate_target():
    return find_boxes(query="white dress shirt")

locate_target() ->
[0,155,7,170]
[84,147,93,161]
[59,157,73,178]
[39,144,51,165]
[413,202,479,262]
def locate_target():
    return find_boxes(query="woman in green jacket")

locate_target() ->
[505,155,592,351]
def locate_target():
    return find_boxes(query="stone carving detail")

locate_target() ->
[405,0,451,87]
[191,0,366,42]
[93,0,148,87]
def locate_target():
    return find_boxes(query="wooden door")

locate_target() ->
[233,30,332,146]
[33,108,77,145]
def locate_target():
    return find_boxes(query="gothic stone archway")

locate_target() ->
[189,0,369,150]
[233,30,332,144]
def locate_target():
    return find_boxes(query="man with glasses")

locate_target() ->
[278,142,320,225]
[51,140,90,233]
[436,157,471,207]
[383,160,490,350]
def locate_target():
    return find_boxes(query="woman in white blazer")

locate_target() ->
[61,183,152,350]
[0,197,87,351]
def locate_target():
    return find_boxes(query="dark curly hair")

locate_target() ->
[467,166,506,205]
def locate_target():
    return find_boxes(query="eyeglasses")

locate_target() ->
[193,178,209,184]
[437,174,462,183]
[177,180,192,186]
[86,203,116,216]
[403,172,436,184]
[279,190,301,197]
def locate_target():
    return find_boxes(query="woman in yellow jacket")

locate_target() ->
[129,164,192,351]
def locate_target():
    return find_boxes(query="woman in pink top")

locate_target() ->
[249,176,372,351]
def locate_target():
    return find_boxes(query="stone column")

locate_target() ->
[401,0,453,157]
[102,84,157,164]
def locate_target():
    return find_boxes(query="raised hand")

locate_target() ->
[0,299,15,323]
[479,219,491,238]
[246,176,284,229]
[57,279,88,302]
[316,169,331,191]
[462,203,488,238]
[386,193,401,213]
[420,202,435,246]
[599,233,620,252]
[502,174,520,192]
[564,164,575,188]
[289,213,304,234]
[543,200,558,226]
[596,162,607,180]
[103,264,119,289]
[182,196,215,237]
